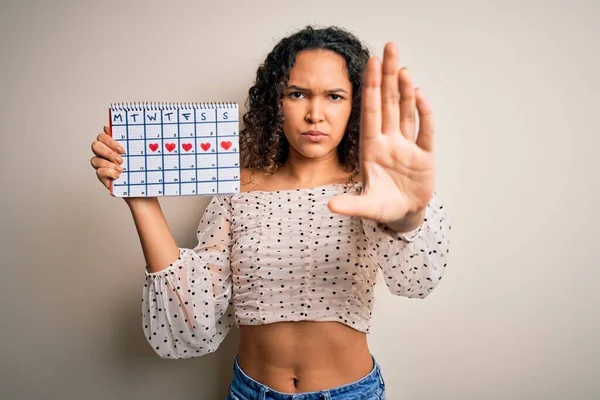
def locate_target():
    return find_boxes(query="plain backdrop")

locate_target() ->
[1,0,598,399]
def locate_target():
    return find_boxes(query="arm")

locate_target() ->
[133,196,234,359]
[361,192,451,298]
[128,198,180,273]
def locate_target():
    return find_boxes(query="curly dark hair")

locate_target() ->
[240,25,371,184]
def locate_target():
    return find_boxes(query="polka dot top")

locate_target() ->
[141,181,451,359]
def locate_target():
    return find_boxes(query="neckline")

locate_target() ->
[233,181,361,196]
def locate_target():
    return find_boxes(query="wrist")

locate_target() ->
[385,208,426,233]
[125,197,160,212]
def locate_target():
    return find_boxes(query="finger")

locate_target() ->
[415,88,434,152]
[96,167,121,190]
[91,140,124,165]
[90,156,124,172]
[361,56,382,140]
[100,126,126,155]
[398,67,416,141]
[381,43,400,134]
[328,194,378,220]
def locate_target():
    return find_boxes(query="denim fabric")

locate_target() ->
[226,354,386,400]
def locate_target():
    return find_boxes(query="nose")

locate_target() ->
[304,97,325,124]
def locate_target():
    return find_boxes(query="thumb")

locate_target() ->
[327,194,375,219]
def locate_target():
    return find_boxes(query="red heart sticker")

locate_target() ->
[149,143,159,152]
[220,141,232,150]
[165,143,176,152]
[182,143,193,152]
[200,143,211,151]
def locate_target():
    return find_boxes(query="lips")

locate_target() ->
[302,130,326,136]
[301,130,327,143]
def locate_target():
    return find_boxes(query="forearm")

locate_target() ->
[127,198,180,273]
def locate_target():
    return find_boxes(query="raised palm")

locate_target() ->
[329,43,436,229]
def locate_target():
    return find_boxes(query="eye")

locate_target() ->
[329,94,343,101]
[289,91,305,99]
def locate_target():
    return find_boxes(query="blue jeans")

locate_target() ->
[226,354,386,399]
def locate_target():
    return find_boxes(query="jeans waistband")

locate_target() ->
[231,354,384,399]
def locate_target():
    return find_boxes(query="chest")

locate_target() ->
[228,193,366,273]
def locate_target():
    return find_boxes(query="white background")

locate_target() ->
[0,0,598,398]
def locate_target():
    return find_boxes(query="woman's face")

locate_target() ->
[282,49,353,162]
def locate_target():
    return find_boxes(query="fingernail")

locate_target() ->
[117,145,126,154]
[117,156,123,163]
[116,165,124,172]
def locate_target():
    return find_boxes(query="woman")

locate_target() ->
[90,26,451,400]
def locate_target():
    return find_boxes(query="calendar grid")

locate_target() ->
[194,108,198,194]
[215,108,219,193]
[110,102,240,197]
[112,121,221,126]
[177,109,181,195]
[160,111,165,195]
[143,108,148,196]
[125,109,130,196]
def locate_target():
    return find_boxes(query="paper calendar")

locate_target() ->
[109,102,240,197]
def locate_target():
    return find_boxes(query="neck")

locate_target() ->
[279,149,346,187]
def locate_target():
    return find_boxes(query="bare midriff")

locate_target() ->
[237,321,373,394]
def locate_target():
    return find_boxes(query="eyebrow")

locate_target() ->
[286,85,349,94]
